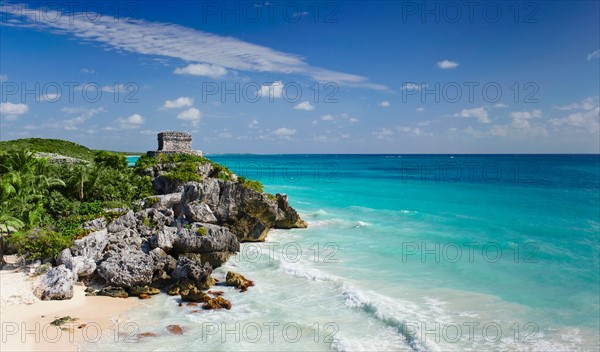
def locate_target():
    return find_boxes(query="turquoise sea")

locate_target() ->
[88,155,599,351]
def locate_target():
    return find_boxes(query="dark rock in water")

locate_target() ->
[226,271,254,292]
[274,194,308,229]
[180,287,209,302]
[97,249,154,287]
[137,332,158,339]
[37,265,74,300]
[99,286,128,298]
[166,325,184,335]
[202,296,232,310]
[130,285,160,296]
[139,293,151,299]
[208,290,224,296]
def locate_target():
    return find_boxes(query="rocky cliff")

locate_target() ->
[36,156,307,307]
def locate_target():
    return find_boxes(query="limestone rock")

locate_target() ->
[97,250,154,287]
[71,229,108,261]
[37,265,74,300]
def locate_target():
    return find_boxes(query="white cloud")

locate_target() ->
[379,101,390,107]
[397,126,423,135]
[416,107,425,112]
[372,128,394,140]
[509,109,542,120]
[177,107,202,127]
[0,74,7,82]
[272,127,296,139]
[81,68,95,74]
[294,101,315,111]
[349,117,359,123]
[260,81,284,99]
[454,107,491,123]
[0,102,29,120]
[118,113,145,129]
[163,96,193,109]
[494,103,508,108]
[587,49,600,60]
[248,119,259,128]
[549,98,599,133]
[553,97,598,111]
[1,4,384,89]
[174,63,228,78]
[321,115,335,121]
[437,60,459,69]
[218,129,232,139]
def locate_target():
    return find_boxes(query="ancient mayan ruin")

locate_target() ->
[147,131,202,157]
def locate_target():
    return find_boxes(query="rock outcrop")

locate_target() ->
[43,154,306,304]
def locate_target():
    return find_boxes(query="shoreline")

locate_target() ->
[1,263,140,352]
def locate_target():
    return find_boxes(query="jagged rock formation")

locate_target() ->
[36,155,306,305]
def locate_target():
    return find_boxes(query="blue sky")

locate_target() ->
[0,0,598,153]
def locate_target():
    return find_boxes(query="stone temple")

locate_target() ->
[147,131,202,157]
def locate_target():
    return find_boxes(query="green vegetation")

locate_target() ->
[0,138,96,162]
[0,146,152,261]
[237,176,264,193]
[0,139,272,263]
[164,161,203,183]
[267,193,277,202]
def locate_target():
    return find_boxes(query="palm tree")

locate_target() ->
[0,211,24,267]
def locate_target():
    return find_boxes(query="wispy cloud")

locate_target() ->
[587,49,600,60]
[437,60,459,69]
[378,101,390,107]
[1,4,384,89]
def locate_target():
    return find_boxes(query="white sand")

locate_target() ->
[1,257,141,351]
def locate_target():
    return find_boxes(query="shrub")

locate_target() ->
[238,176,264,193]
[94,151,127,169]
[164,161,202,183]
[8,228,73,261]
[196,227,207,236]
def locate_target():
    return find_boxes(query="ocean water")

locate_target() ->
[84,155,600,351]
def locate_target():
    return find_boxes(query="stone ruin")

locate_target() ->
[147,131,202,157]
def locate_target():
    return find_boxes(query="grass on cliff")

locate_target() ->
[0,138,96,162]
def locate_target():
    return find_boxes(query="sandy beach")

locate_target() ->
[1,258,140,352]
